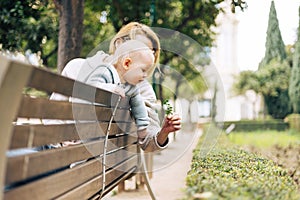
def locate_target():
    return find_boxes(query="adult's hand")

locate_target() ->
[160,113,181,134]
[157,114,181,146]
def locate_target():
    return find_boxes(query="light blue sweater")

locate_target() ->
[79,63,149,130]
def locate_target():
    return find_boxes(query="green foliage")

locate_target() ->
[255,1,291,119]
[285,113,300,132]
[233,59,292,119]
[222,119,289,132]
[285,44,294,67]
[0,1,58,67]
[81,1,116,56]
[153,1,222,98]
[227,130,300,148]
[183,74,207,98]
[97,0,232,48]
[161,58,207,100]
[23,88,49,98]
[92,0,233,100]
[233,60,290,97]
[184,145,300,200]
[154,0,221,48]
[257,59,290,96]
[232,70,259,95]
[163,99,173,115]
[289,6,300,113]
[259,1,286,68]
[233,2,294,119]
[264,89,292,119]
[231,0,247,13]
[258,60,291,119]
[0,0,247,100]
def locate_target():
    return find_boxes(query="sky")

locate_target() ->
[237,0,300,71]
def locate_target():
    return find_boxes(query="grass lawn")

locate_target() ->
[227,130,300,148]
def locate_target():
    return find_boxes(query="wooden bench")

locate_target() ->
[0,55,154,199]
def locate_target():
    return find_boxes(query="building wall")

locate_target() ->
[209,1,242,121]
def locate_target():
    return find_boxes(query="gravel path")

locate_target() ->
[104,128,200,200]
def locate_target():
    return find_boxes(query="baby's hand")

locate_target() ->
[113,85,125,98]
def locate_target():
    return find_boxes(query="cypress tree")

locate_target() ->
[289,6,300,113]
[259,1,286,68]
[258,1,291,119]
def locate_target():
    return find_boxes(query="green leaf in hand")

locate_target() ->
[163,99,173,115]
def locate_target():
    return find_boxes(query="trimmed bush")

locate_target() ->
[285,114,300,132]
[184,147,300,200]
[221,120,288,132]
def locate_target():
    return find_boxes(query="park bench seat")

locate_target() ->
[0,55,141,200]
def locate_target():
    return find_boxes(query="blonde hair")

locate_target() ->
[112,40,152,65]
[109,22,160,76]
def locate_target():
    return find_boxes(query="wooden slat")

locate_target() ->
[55,156,138,200]
[10,122,136,149]
[4,145,137,200]
[6,135,137,185]
[101,166,138,197]
[0,56,33,200]
[18,96,108,120]
[17,96,132,122]
[27,67,130,108]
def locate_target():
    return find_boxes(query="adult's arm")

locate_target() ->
[137,80,170,152]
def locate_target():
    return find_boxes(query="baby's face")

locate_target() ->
[123,50,154,85]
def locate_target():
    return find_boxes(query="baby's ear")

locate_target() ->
[114,38,123,48]
[123,57,132,70]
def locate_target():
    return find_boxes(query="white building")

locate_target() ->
[207,1,259,121]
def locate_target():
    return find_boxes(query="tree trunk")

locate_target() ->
[54,0,84,73]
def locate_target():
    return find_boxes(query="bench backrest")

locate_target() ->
[0,56,139,200]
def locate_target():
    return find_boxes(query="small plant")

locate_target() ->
[163,99,173,115]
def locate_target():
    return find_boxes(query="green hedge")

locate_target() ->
[220,120,289,132]
[184,147,300,200]
[285,114,300,132]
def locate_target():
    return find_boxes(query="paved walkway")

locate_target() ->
[105,128,201,200]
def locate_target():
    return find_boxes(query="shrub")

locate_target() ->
[184,147,300,200]
[221,119,288,132]
[285,114,300,132]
